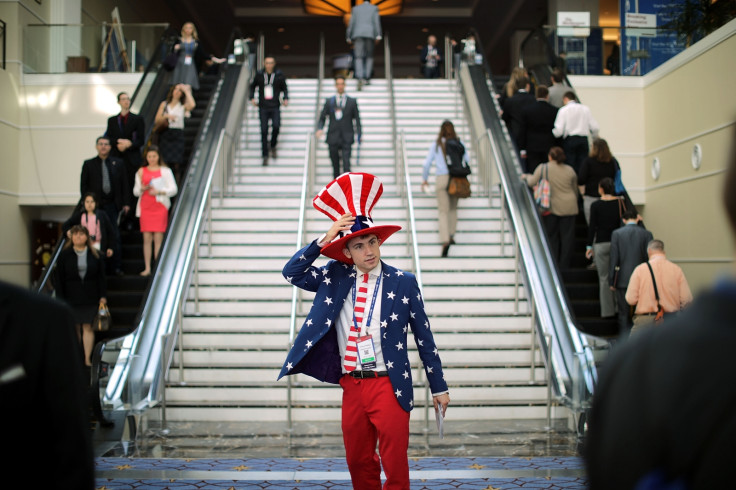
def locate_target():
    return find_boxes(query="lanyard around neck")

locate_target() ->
[351,271,382,336]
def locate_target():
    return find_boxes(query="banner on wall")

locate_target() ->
[620,0,686,75]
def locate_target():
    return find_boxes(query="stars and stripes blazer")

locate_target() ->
[277,240,448,412]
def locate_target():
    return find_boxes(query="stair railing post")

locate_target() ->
[194,232,200,314]
[514,240,520,314]
[177,302,185,382]
[545,334,554,430]
[529,295,536,382]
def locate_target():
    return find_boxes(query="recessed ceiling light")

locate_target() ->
[421,27,429,32]
[283,45,290,50]
[277,27,285,32]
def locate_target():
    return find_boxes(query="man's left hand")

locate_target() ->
[117,139,132,152]
[433,393,450,417]
[122,205,131,214]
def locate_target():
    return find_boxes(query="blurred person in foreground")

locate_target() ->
[0,281,93,489]
[584,129,736,489]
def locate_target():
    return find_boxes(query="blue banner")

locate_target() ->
[620,0,687,75]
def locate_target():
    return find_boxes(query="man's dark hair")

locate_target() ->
[536,85,549,99]
[516,76,530,91]
[550,69,563,83]
[117,92,128,101]
[96,136,111,145]
[335,75,346,83]
[599,177,615,195]
[563,91,577,102]
[622,208,638,221]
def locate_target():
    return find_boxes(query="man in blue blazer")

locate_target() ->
[317,76,362,179]
[279,172,450,489]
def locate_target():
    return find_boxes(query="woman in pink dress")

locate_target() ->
[133,145,178,276]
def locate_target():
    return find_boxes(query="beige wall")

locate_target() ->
[571,19,736,294]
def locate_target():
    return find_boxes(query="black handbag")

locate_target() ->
[163,51,178,71]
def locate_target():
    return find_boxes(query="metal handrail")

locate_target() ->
[287,33,324,432]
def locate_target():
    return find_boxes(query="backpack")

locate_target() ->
[444,139,471,177]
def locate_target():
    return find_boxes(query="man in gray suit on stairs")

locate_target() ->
[347,0,382,90]
[609,208,653,336]
[317,76,362,179]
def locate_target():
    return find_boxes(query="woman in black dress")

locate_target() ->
[55,225,107,367]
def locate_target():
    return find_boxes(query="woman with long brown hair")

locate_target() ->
[54,225,107,367]
[578,138,619,224]
[422,120,470,257]
[155,83,195,183]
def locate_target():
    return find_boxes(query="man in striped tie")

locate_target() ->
[279,172,450,489]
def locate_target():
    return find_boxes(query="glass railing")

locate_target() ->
[23,23,169,74]
[522,25,688,77]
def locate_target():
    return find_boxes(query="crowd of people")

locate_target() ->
[50,20,228,373]
[507,67,692,337]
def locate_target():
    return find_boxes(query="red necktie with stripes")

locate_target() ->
[344,273,369,372]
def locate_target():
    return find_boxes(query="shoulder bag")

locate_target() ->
[645,262,665,324]
[533,164,551,213]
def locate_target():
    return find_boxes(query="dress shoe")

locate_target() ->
[364,79,371,85]
[270,147,278,158]
[441,243,450,258]
[262,157,269,166]
[449,236,456,245]
[357,79,363,91]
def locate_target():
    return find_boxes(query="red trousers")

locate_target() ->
[339,374,410,490]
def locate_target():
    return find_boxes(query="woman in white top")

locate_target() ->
[155,83,195,183]
[421,120,470,257]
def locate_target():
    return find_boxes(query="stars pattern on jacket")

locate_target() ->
[278,240,448,412]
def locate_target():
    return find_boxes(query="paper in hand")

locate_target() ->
[435,406,444,439]
[149,177,164,190]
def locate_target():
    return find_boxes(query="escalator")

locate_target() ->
[35,29,247,435]
[519,27,618,339]
[458,30,599,434]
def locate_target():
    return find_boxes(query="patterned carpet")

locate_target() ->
[95,456,588,489]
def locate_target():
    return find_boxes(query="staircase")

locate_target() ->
[166,78,565,427]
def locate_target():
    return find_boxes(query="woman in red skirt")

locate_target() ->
[133,145,178,276]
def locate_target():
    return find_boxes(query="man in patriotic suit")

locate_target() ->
[278,172,450,489]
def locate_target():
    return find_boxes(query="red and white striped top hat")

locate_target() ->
[313,172,401,264]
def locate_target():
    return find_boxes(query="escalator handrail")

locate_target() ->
[103,60,250,411]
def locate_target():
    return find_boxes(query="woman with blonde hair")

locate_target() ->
[422,120,470,257]
[133,145,178,276]
[55,225,107,367]
[171,21,225,91]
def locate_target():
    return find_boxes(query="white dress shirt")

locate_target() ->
[335,263,387,373]
[552,100,600,139]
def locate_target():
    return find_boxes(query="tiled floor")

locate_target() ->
[95,456,588,489]
[93,418,588,488]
